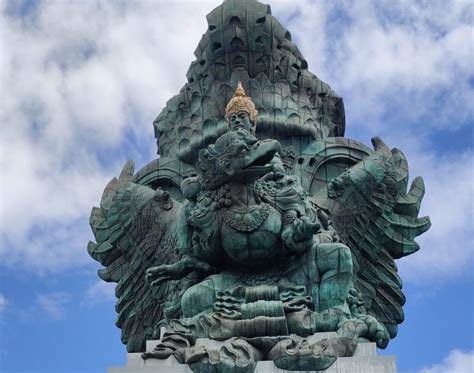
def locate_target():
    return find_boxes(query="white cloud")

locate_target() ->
[82,281,115,307]
[418,349,474,373]
[397,149,474,284]
[17,291,71,322]
[272,0,473,132]
[270,0,474,284]
[1,218,96,273]
[0,294,7,313]
[36,291,70,320]
[0,0,220,272]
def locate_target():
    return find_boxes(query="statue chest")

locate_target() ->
[220,204,283,265]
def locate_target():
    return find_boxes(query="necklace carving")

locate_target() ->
[222,203,270,232]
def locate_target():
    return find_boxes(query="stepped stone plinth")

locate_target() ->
[109,332,396,373]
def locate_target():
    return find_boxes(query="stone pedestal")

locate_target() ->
[109,332,396,373]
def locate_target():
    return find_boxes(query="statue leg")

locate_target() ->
[181,276,217,317]
[181,272,239,318]
[315,243,353,314]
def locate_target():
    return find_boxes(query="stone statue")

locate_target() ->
[88,1,430,371]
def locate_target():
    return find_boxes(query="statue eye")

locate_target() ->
[239,144,250,154]
[221,160,231,170]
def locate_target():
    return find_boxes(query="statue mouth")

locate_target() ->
[244,151,275,172]
[243,140,281,173]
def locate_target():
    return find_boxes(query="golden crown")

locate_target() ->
[224,82,258,125]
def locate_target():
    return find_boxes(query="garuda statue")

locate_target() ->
[88,0,430,371]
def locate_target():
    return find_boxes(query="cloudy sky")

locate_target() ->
[0,0,472,372]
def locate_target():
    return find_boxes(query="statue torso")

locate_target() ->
[219,203,283,267]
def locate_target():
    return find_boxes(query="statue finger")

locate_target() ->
[146,265,165,276]
[150,276,171,288]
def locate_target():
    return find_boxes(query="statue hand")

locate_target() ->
[146,262,187,287]
[357,315,390,349]
[293,216,320,242]
[146,257,215,288]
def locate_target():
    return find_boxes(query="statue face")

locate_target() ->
[197,129,281,189]
[229,111,254,132]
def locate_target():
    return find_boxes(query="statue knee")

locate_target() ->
[317,243,353,278]
[181,282,216,318]
[337,244,353,274]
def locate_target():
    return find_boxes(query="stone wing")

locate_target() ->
[319,138,431,340]
[88,161,183,352]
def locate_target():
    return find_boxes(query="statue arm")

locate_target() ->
[147,201,217,287]
[313,208,339,244]
[281,211,320,254]
[146,254,214,287]
[176,201,193,254]
[271,153,285,174]
[259,154,286,182]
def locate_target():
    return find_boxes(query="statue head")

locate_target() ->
[225,82,258,134]
[197,129,281,189]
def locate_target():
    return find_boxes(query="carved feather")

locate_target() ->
[309,137,430,342]
[89,161,183,352]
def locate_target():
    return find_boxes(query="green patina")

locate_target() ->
[88,1,430,371]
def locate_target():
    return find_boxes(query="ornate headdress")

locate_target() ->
[224,82,258,125]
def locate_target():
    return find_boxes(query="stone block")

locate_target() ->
[352,342,376,357]
[253,355,395,373]
[110,355,192,373]
[331,356,396,373]
[109,365,192,373]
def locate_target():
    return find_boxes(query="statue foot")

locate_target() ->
[357,314,390,348]
[142,332,196,360]
[142,346,175,360]
[267,336,357,371]
[337,315,389,348]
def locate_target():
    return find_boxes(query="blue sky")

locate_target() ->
[0,0,472,372]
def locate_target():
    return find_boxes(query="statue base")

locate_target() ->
[109,332,397,373]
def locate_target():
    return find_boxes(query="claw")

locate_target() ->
[146,265,173,287]
[146,265,170,284]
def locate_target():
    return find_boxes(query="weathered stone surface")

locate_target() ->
[89,0,430,371]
